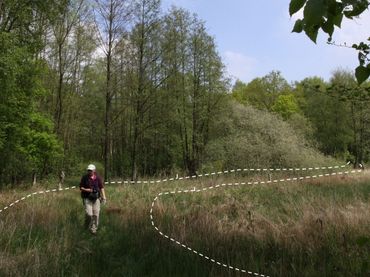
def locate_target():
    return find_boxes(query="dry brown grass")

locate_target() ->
[153,171,370,255]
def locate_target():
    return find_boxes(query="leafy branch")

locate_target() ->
[290,0,370,83]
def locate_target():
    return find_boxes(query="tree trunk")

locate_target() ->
[55,44,64,134]
[32,172,37,186]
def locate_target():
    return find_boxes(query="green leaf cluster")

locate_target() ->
[290,0,370,83]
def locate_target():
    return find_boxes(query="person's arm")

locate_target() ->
[81,187,92,192]
[100,188,106,200]
[98,176,107,203]
[80,176,92,192]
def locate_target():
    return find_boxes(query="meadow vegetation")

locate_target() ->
[0,169,369,276]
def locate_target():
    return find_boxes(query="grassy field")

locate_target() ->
[0,169,370,276]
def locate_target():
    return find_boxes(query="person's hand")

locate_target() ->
[101,198,107,205]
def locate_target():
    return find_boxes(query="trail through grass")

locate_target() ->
[0,170,369,276]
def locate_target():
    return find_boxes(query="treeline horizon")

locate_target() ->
[1,0,370,186]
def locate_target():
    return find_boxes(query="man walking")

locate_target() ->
[79,164,107,234]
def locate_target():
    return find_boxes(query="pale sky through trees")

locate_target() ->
[162,0,370,83]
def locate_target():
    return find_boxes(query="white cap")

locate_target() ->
[87,164,96,171]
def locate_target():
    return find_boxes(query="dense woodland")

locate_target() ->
[1,0,370,185]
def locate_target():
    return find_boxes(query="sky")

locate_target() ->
[161,0,370,84]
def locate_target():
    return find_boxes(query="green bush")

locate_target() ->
[204,102,335,170]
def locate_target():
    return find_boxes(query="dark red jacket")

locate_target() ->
[79,174,104,199]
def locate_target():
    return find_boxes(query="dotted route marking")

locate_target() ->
[0,164,352,217]
[150,169,363,277]
[0,186,77,215]
[0,163,360,275]
[1,164,347,215]
[106,163,349,185]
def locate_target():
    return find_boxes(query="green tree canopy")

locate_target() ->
[272,94,300,120]
[232,71,292,111]
[0,32,62,183]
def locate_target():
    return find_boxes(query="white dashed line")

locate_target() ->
[149,168,363,276]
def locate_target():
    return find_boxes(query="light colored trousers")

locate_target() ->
[84,198,101,232]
